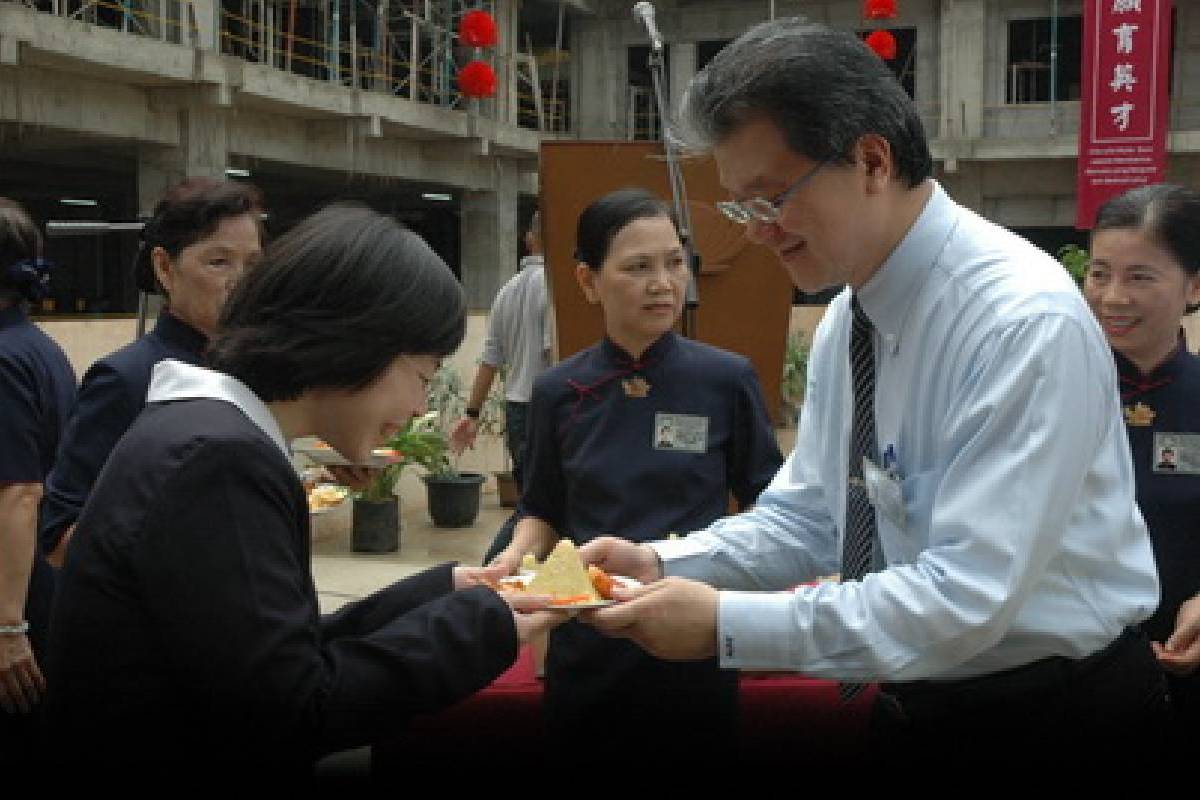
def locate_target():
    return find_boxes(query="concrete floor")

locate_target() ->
[310,425,797,612]
[310,482,513,614]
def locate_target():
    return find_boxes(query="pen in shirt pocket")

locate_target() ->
[883,444,898,477]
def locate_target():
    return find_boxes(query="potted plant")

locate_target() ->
[350,415,448,552]
[780,330,809,426]
[1057,244,1089,288]
[418,366,487,527]
[478,365,518,507]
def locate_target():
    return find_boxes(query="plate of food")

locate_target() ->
[294,440,402,468]
[493,540,640,609]
[307,483,349,515]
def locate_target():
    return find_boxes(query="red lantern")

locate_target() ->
[865,30,897,61]
[459,10,499,48]
[864,0,898,20]
[458,60,497,98]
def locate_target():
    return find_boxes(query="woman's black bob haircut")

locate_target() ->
[1092,183,1200,279]
[135,177,264,293]
[575,188,676,271]
[208,203,466,402]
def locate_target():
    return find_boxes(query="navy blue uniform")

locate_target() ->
[45,396,517,773]
[519,332,782,757]
[1117,342,1200,720]
[38,312,206,552]
[0,305,75,754]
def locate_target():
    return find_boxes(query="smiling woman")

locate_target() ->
[1083,183,1200,727]
[43,204,561,774]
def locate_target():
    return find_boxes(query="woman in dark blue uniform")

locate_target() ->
[38,178,263,565]
[497,188,783,759]
[1084,183,1200,728]
[0,199,75,761]
[43,205,560,775]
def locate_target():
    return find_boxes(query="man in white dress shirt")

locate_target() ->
[584,19,1166,761]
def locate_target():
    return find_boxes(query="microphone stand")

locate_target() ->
[645,42,700,338]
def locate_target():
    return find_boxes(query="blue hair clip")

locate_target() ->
[6,258,55,301]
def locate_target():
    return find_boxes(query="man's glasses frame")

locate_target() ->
[716,160,828,225]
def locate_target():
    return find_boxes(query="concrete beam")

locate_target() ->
[0,68,179,146]
[0,36,18,67]
[0,5,194,84]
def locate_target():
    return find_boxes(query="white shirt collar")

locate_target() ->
[857,180,960,355]
[147,359,291,460]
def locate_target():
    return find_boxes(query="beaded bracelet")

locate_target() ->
[0,621,30,635]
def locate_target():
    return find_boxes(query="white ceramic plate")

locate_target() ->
[498,572,641,609]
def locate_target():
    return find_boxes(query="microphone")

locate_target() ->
[632,2,664,52]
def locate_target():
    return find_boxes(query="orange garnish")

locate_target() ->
[549,594,594,606]
[588,565,618,600]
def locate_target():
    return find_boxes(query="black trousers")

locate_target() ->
[871,627,1170,768]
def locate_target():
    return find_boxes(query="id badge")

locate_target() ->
[1152,432,1200,475]
[863,457,906,530]
[653,412,709,453]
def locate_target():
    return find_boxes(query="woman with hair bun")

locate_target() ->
[0,198,75,758]
[497,188,782,761]
[44,204,560,775]
[1084,182,1200,728]
[39,177,263,566]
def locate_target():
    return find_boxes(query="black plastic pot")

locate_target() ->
[351,497,400,552]
[423,472,486,527]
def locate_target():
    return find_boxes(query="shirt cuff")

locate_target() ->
[716,589,800,671]
[649,536,714,582]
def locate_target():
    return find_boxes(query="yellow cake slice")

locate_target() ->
[526,540,601,602]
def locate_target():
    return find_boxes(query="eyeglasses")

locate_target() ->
[716,160,828,225]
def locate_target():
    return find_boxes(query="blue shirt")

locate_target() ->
[0,305,76,483]
[656,182,1160,682]
[520,331,782,544]
[520,331,782,725]
[1115,342,1200,644]
[39,311,207,551]
[0,304,75,654]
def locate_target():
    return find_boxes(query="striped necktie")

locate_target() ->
[840,296,878,702]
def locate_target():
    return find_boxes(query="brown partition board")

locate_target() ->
[539,140,793,424]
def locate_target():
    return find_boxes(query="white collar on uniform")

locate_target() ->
[147,359,291,460]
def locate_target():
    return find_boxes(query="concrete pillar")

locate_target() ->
[669,41,696,122]
[573,20,620,139]
[460,158,520,310]
[497,0,519,127]
[137,104,228,215]
[939,0,985,143]
[189,0,219,51]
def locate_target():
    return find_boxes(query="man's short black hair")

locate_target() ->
[208,204,465,402]
[681,19,932,188]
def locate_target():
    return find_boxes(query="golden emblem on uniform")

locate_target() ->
[1124,402,1156,427]
[621,376,651,398]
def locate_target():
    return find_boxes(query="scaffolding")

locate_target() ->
[13,0,570,131]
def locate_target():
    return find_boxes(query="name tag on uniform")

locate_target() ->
[864,457,906,530]
[653,412,708,453]
[1152,432,1200,475]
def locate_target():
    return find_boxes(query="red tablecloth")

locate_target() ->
[376,646,875,765]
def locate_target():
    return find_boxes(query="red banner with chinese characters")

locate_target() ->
[1076,0,1173,229]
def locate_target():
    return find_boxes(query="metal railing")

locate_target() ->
[7,0,571,133]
